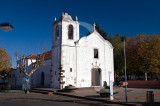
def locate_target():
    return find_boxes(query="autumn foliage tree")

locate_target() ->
[126,34,160,80]
[88,23,160,80]
[0,48,12,78]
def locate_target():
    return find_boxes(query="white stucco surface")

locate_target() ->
[9,13,114,89]
[50,13,114,89]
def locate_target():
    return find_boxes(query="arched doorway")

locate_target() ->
[92,68,101,86]
[41,72,44,87]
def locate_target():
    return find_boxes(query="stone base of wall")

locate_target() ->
[127,80,160,89]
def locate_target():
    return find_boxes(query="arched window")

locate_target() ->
[68,25,73,39]
[56,25,59,40]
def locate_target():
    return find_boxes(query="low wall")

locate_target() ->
[127,80,160,89]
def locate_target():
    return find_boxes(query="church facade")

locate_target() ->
[9,13,114,89]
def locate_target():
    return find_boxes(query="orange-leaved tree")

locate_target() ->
[126,34,160,80]
[0,48,12,79]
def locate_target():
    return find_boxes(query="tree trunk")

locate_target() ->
[145,72,147,80]
[3,78,5,90]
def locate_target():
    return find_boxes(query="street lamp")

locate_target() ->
[0,22,13,88]
[121,36,128,103]
[0,22,13,31]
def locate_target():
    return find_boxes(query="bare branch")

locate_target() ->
[15,52,45,77]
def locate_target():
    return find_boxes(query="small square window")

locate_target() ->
[70,68,72,72]
[94,49,98,59]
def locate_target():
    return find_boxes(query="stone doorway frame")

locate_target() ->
[91,68,102,87]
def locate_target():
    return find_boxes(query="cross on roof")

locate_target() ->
[65,8,68,13]
[93,23,96,31]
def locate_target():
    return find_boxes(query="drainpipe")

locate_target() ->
[60,24,62,89]
[75,42,78,87]
[75,22,78,88]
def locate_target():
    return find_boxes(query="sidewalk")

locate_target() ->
[1,87,160,106]
[113,88,160,103]
[53,87,160,105]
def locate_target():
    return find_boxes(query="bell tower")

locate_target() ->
[52,12,79,47]
[51,13,79,89]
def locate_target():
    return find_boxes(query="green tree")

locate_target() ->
[87,24,108,40]
[0,48,12,78]
[95,24,108,40]
[108,34,124,78]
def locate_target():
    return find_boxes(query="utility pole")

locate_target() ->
[123,37,128,103]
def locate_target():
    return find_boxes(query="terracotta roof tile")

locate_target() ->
[37,51,51,60]
[25,54,37,59]
[19,51,51,61]
[43,51,51,60]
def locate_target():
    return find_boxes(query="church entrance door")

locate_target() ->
[41,72,44,87]
[92,68,101,86]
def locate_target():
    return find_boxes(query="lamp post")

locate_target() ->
[108,71,113,100]
[0,22,13,31]
[0,22,13,90]
[121,36,128,103]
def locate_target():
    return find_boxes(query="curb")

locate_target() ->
[31,88,160,106]
[53,92,160,106]
[53,92,142,106]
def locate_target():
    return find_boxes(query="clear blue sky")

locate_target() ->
[0,0,160,68]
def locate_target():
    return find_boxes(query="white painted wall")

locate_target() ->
[50,46,61,89]
[51,13,114,88]
[10,59,52,89]
[26,59,36,67]
[76,31,114,87]
[11,13,114,90]
[61,45,77,87]
[31,59,51,88]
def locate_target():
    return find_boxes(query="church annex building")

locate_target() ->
[9,13,114,89]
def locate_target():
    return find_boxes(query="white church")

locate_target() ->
[9,12,114,89]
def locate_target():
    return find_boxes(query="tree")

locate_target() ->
[87,23,108,40]
[15,53,45,77]
[15,52,45,92]
[108,34,124,78]
[95,24,108,40]
[0,48,12,80]
[126,34,160,80]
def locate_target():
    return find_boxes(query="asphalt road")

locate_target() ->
[0,90,120,106]
[0,91,86,106]
[0,99,86,106]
